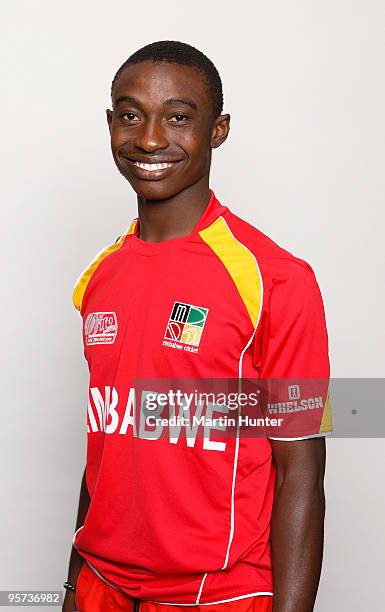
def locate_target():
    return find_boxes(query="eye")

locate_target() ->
[119,112,140,122]
[169,114,189,122]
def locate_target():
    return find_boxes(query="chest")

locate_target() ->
[81,247,256,379]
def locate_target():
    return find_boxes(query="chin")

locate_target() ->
[128,178,186,202]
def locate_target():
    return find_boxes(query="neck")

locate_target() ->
[136,177,211,242]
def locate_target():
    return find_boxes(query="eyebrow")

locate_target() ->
[164,98,197,110]
[113,95,141,108]
[113,95,197,111]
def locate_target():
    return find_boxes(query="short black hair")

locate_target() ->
[111,40,224,118]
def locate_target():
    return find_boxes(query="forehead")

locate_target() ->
[112,60,210,108]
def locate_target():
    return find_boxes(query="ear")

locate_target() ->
[106,109,113,135]
[211,114,230,149]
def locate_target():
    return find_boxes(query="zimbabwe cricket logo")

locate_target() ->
[164,302,209,348]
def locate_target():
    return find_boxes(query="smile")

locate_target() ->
[132,161,175,171]
[122,157,183,180]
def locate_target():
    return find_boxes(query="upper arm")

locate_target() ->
[271,437,326,488]
[255,259,332,440]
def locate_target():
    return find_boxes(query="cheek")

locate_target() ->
[111,131,125,150]
[181,131,212,166]
[110,124,131,149]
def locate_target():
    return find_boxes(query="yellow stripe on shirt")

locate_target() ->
[320,389,333,433]
[198,216,263,328]
[73,218,138,312]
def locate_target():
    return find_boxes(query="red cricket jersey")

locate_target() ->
[72,190,331,604]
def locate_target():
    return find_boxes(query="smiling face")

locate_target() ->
[107,60,230,201]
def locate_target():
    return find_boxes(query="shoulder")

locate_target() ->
[72,219,137,312]
[222,208,317,285]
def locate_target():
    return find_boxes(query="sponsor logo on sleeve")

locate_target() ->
[288,385,300,400]
[84,312,118,345]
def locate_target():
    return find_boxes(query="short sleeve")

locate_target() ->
[256,259,332,440]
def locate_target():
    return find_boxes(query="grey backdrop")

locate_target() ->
[1,1,384,610]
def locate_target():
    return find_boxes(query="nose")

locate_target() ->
[134,117,169,152]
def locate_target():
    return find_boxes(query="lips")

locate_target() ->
[121,156,183,180]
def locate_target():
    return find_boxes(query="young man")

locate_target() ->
[63,41,332,612]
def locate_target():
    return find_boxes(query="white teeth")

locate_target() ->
[133,161,174,171]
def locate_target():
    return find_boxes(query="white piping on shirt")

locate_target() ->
[195,216,264,603]
[86,560,127,594]
[269,432,332,441]
[195,572,208,605]
[152,592,273,605]
[72,525,84,547]
[218,217,264,572]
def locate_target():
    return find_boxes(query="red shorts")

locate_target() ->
[75,562,273,612]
